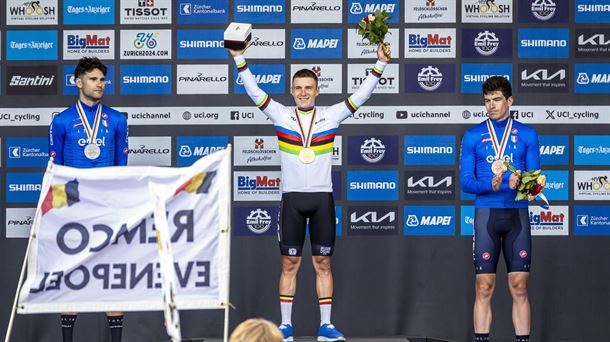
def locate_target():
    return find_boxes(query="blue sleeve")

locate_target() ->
[460,130,493,194]
[49,115,65,165]
[526,128,541,171]
[114,114,128,166]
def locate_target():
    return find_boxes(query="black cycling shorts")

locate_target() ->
[473,208,531,274]
[278,192,335,257]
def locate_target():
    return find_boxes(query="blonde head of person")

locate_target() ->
[229,318,283,342]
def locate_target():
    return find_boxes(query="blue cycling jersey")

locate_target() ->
[460,116,540,208]
[49,101,128,168]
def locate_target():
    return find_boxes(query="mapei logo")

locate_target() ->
[348,0,399,23]
[518,28,569,58]
[176,136,228,166]
[404,206,455,236]
[347,170,398,200]
[538,135,569,165]
[234,64,285,94]
[291,29,342,59]
[575,64,610,93]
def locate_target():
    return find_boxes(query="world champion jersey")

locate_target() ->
[234,55,386,192]
[460,116,540,208]
[49,101,129,168]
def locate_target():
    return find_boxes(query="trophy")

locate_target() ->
[224,22,252,50]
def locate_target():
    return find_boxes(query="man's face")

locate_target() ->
[484,90,513,121]
[291,77,319,109]
[76,68,105,102]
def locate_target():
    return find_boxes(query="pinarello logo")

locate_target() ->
[519,250,528,258]
[123,147,129,154]
[102,113,108,119]
[482,252,491,260]
[50,151,56,157]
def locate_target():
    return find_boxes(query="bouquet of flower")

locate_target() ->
[357,10,392,59]
[503,161,547,201]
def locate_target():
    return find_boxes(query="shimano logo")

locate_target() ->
[521,39,567,47]
[122,76,169,84]
[179,40,223,48]
[9,184,41,192]
[577,4,610,12]
[236,5,283,13]
[350,182,396,190]
[9,75,55,86]
[406,146,453,154]
[464,74,510,82]
[521,69,566,81]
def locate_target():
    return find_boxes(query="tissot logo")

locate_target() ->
[405,170,455,200]
[121,0,170,24]
[348,206,399,235]
[6,65,57,95]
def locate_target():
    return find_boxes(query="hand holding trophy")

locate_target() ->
[224,22,252,55]
[356,10,392,60]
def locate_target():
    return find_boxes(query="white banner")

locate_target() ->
[17,149,231,313]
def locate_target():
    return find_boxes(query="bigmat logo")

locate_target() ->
[575,135,610,165]
[404,170,455,200]
[575,206,610,235]
[6,65,57,95]
[576,29,610,58]
[462,29,512,58]
[177,0,228,24]
[6,138,49,167]
[120,65,171,95]
[234,64,285,94]
[234,171,282,201]
[128,136,171,166]
[404,135,455,165]
[6,173,44,203]
[404,206,455,236]
[7,0,58,25]
[519,0,568,22]
[177,64,228,94]
[291,0,342,23]
[347,170,398,200]
[348,206,399,235]
[291,64,342,94]
[348,136,398,165]
[405,28,456,58]
[574,171,610,200]
[518,28,569,58]
[529,206,568,236]
[462,0,512,23]
[405,64,455,93]
[233,136,280,166]
[176,136,227,166]
[575,64,610,93]
[121,0,171,24]
[460,205,474,236]
[233,207,278,236]
[348,0,399,23]
[64,65,114,95]
[543,170,569,200]
[575,0,610,23]
[6,208,36,238]
[518,64,568,93]
[120,29,171,59]
[177,29,224,59]
[348,64,399,94]
[291,29,342,59]
[6,30,57,60]
[461,64,512,93]
[539,135,569,165]
[63,30,114,60]
[405,0,456,23]
[64,0,114,24]
[245,29,285,59]
[235,0,285,23]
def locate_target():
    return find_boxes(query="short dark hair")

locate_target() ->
[482,76,512,99]
[74,57,107,79]
[292,69,318,87]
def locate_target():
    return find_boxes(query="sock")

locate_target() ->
[516,335,529,342]
[61,314,77,342]
[319,297,332,326]
[279,295,294,325]
[107,315,123,342]
[475,333,490,341]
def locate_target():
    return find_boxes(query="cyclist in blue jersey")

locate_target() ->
[49,57,128,342]
[460,76,539,342]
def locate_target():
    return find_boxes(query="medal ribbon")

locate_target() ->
[295,108,317,149]
[76,101,102,146]
[486,118,513,161]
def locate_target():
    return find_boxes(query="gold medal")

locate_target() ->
[298,148,315,164]
[491,159,506,174]
[84,143,101,160]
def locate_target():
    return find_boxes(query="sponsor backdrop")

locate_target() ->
[0,0,609,341]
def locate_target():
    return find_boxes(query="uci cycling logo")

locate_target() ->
[133,32,158,49]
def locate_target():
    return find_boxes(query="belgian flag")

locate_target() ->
[174,171,217,196]
[41,179,80,215]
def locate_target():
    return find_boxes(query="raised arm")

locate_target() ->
[49,115,65,165]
